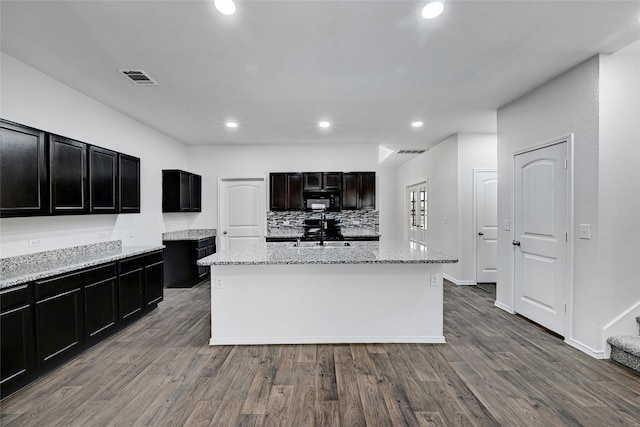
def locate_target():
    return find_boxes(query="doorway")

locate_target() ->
[407,182,427,247]
[474,169,498,284]
[218,177,266,252]
[513,138,570,336]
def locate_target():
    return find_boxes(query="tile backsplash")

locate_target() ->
[267,210,379,233]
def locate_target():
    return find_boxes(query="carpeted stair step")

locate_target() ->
[606,316,640,372]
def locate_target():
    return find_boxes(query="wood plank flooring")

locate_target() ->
[1,281,639,426]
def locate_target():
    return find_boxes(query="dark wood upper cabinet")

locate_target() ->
[303,172,323,191]
[0,120,49,217]
[323,172,342,190]
[89,146,117,213]
[162,170,202,212]
[342,172,375,210]
[118,154,140,214]
[1,119,140,218]
[303,172,342,191]
[270,173,303,211]
[50,134,88,214]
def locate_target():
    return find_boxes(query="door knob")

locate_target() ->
[512,240,521,246]
[478,232,484,236]
[223,231,228,235]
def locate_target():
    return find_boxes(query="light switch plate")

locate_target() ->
[579,224,591,239]
[504,220,511,231]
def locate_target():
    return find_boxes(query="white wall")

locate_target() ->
[396,135,459,277]
[395,133,497,283]
[598,40,640,342]
[457,133,498,284]
[0,53,189,258]
[497,55,605,354]
[186,143,399,239]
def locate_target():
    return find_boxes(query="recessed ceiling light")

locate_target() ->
[318,121,331,128]
[214,0,236,15]
[412,121,424,128]
[226,121,238,128]
[422,2,444,19]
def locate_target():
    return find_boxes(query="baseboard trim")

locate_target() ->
[565,337,606,359]
[494,300,514,314]
[210,336,447,346]
[443,274,475,286]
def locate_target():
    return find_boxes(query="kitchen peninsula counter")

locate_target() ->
[199,241,456,346]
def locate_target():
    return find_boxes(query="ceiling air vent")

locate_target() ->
[119,69,158,85]
[397,149,426,154]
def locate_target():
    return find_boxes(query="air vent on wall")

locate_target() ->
[119,69,158,85]
[397,149,426,154]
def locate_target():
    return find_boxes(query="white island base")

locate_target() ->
[209,263,445,345]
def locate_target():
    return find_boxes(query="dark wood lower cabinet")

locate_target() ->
[85,277,118,340]
[0,250,164,399]
[163,237,215,288]
[0,303,34,391]
[118,268,144,320]
[35,289,84,365]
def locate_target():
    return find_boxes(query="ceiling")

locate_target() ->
[1,1,639,151]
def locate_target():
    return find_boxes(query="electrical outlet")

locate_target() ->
[98,232,108,239]
[283,220,290,226]
[430,273,440,287]
[28,239,42,248]
[215,277,224,289]
[129,230,135,238]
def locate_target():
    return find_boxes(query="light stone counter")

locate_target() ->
[199,241,456,346]
[0,241,164,289]
[162,228,216,241]
[198,241,456,266]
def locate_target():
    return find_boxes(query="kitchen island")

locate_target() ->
[198,241,457,345]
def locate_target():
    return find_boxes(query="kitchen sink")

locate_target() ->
[291,241,352,248]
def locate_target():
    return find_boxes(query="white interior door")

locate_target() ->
[475,170,498,283]
[514,141,568,336]
[219,177,265,252]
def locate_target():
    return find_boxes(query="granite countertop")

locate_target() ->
[162,228,216,241]
[198,241,457,266]
[265,227,379,239]
[0,241,164,289]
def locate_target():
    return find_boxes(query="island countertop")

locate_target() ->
[197,241,457,266]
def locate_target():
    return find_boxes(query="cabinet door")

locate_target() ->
[1,304,34,388]
[303,172,322,191]
[190,174,202,212]
[179,171,191,211]
[270,173,287,210]
[89,146,118,213]
[50,135,88,214]
[286,173,304,210]
[342,173,359,210]
[323,172,342,190]
[118,268,144,320]
[144,261,164,306]
[359,172,376,209]
[85,277,117,339]
[0,120,49,217]
[118,154,140,213]
[36,288,83,366]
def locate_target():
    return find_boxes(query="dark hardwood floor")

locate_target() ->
[1,280,639,426]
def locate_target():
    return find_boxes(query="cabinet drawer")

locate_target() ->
[196,237,215,249]
[35,263,116,299]
[119,251,163,274]
[0,284,32,311]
